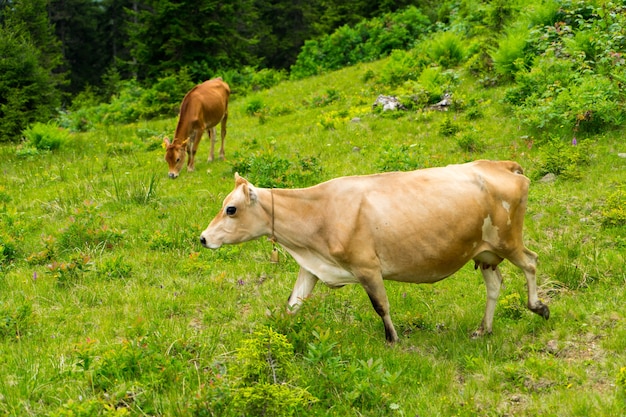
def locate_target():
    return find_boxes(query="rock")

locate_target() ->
[539,173,556,183]
[618,153,626,158]
[372,95,406,111]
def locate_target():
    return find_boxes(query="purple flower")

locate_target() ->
[572,137,577,146]
[33,271,37,282]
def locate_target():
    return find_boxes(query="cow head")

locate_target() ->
[163,137,187,179]
[200,173,268,249]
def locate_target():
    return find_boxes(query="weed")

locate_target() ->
[308,89,341,108]
[377,143,422,172]
[0,231,18,269]
[0,302,32,340]
[58,201,123,252]
[96,255,132,280]
[457,132,486,153]
[498,292,525,320]
[46,253,92,286]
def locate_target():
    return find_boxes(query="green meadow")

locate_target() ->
[1,58,626,416]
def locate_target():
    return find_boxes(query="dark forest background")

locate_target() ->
[0,0,444,140]
[1,0,439,95]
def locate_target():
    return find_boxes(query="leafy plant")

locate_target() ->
[21,122,69,151]
[377,143,422,172]
[46,253,92,286]
[230,327,317,416]
[427,31,467,68]
[601,189,626,227]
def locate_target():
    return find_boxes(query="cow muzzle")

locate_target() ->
[168,172,179,179]
[199,234,221,249]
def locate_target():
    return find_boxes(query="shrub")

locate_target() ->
[457,132,486,153]
[491,27,531,79]
[21,122,69,151]
[377,49,429,87]
[534,137,591,180]
[427,31,467,68]
[601,189,626,227]
[290,6,430,79]
[230,327,317,416]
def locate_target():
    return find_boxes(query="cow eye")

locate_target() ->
[176,158,181,163]
[225,206,237,216]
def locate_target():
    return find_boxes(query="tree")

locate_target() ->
[0,0,64,142]
[126,0,260,82]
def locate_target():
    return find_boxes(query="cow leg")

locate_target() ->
[359,275,398,343]
[218,114,227,160]
[473,266,503,338]
[510,247,550,320]
[187,130,200,172]
[207,127,217,162]
[287,267,318,313]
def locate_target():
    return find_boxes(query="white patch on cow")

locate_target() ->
[501,200,512,225]
[482,215,500,245]
[286,248,358,287]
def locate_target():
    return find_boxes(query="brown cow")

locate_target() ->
[199,160,550,343]
[164,78,230,179]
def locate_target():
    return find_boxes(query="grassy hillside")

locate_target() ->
[1,58,625,416]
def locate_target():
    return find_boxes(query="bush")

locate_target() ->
[601,189,626,227]
[491,27,531,79]
[427,31,467,68]
[21,122,69,151]
[290,6,430,79]
[534,137,591,180]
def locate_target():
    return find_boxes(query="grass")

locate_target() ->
[1,58,625,416]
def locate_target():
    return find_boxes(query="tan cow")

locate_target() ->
[199,160,550,343]
[164,78,230,179]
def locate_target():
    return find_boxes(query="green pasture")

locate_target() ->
[1,59,625,416]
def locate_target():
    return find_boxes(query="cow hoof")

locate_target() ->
[530,303,550,320]
[471,327,492,339]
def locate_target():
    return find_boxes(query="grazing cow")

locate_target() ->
[164,78,230,179]
[199,160,550,343]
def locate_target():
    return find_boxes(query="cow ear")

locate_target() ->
[248,186,258,203]
[235,172,249,186]
[163,137,171,147]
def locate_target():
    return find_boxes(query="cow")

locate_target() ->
[199,160,550,343]
[164,78,230,179]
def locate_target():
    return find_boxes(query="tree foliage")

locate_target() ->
[0,0,64,142]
